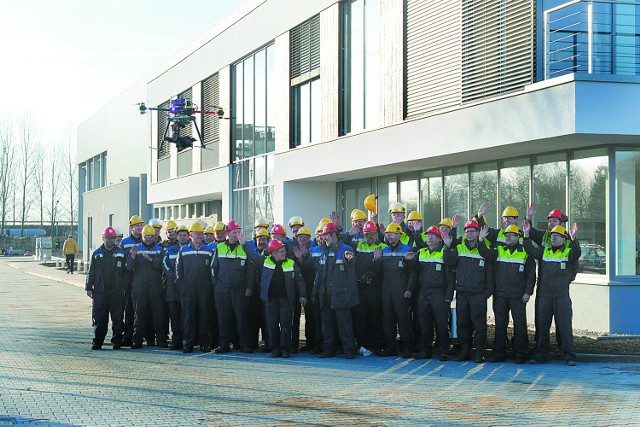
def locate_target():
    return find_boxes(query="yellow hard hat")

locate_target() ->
[407,211,422,221]
[190,222,205,233]
[297,226,311,237]
[439,218,453,228]
[255,228,270,238]
[214,221,227,232]
[364,195,377,213]
[204,225,215,234]
[254,217,269,228]
[142,224,156,237]
[350,209,367,221]
[129,215,144,226]
[113,226,124,237]
[550,225,567,237]
[176,224,189,233]
[389,202,405,214]
[385,223,403,234]
[288,216,304,228]
[315,218,330,235]
[149,218,162,229]
[504,224,521,235]
[502,206,519,218]
[166,220,178,231]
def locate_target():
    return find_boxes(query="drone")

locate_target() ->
[138,98,225,151]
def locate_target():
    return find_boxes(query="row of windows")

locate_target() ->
[80,152,107,192]
[154,201,221,223]
[339,148,610,276]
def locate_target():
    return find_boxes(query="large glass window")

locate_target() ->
[445,167,469,234]
[376,175,397,225]
[340,0,380,135]
[471,163,498,228]
[232,45,276,232]
[399,175,419,215]
[615,149,640,276]
[420,171,443,228]
[571,149,608,275]
[533,154,567,231]
[499,158,530,224]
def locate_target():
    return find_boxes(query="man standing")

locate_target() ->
[176,222,214,353]
[210,220,254,354]
[121,215,144,346]
[312,222,359,359]
[478,224,535,363]
[86,227,126,350]
[126,224,167,349]
[443,219,494,363]
[523,221,580,366]
[62,234,79,274]
[162,224,190,350]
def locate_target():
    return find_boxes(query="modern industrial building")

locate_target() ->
[78,0,640,334]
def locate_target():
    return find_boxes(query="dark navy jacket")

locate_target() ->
[86,244,125,293]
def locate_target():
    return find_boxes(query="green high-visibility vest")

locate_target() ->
[496,245,528,265]
[263,256,295,272]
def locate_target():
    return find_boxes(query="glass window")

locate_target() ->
[292,78,322,147]
[376,175,397,225]
[471,163,498,228]
[341,0,380,135]
[615,150,640,276]
[499,158,530,225]
[533,154,567,231]
[445,167,469,234]
[266,46,276,153]
[399,175,419,215]
[233,62,244,160]
[243,56,254,159]
[420,170,443,228]
[571,150,607,275]
[254,50,266,156]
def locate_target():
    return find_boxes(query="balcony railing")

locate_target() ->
[545,0,640,78]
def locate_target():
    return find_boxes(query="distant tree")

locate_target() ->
[33,146,46,227]
[0,114,16,234]
[45,144,62,235]
[60,127,78,234]
[17,114,38,236]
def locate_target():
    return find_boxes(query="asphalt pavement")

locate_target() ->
[1,258,639,426]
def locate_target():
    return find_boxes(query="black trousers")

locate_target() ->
[247,292,265,349]
[320,305,355,354]
[353,286,383,350]
[535,296,576,360]
[493,296,529,358]
[291,301,302,349]
[265,297,293,351]
[132,282,167,345]
[418,289,450,354]
[168,300,182,346]
[456,293,487,348]
[181,285,212,348]
[92,289,124,346]
[65,254,75,272]
[122,275,134,344]
[215,289,248,349]
[381,288,413,349]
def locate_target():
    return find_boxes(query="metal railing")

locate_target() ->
[545,0,640,78]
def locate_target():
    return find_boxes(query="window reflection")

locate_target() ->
[471,164,497,228]
[421,171,442,228]
[445,167,469,234]
[533,155,567,232]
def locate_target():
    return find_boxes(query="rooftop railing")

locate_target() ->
[544,0,640,78]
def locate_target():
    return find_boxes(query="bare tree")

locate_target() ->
[60,127,77,234]
[0,114,16,234]
[45,144,62,235]
[17,114,38,236]
[33,146,46,227]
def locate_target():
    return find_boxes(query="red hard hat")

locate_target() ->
[363,221,378,233]
[547,209,567,221]
[464,220,479,230]
[425,225,441,237]
[271,224,286,235]
[103,226,117,237]
[268,239,285,254]
[226,220,241,231]
[322,222,339,235]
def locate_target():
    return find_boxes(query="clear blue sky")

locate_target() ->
[1,0,244,139]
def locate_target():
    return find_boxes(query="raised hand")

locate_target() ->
[451,213,461,228]
[479,225,489,240]
[569,223,579,240]
[477,202,490,218]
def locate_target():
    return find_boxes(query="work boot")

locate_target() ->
[456,343,471,361]
[345,350,355,359]
[281,350,291,358]
[200,345,211,353]
[91,344,102,350]
[131,342,143,349]
[474,349,485,363]
[183,345,194,353]
[214,346,231,354]
[157,341,169,349]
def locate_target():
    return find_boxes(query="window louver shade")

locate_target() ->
[157,100,170,159]
[202,73,220,146]
[290,15,320,80]
[461,0,535,103]
[406,0,463,118]
[177,88,193,151]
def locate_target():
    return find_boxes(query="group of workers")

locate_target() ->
[85,200,581,365]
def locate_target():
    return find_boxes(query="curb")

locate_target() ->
[9,263,86,289]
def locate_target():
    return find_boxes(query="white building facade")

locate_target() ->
[80,0,640,334]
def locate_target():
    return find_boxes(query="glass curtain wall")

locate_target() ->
[470,163,498,228]
[444,167,469,235]
[615,149,640,276]
[420,171,443,228]
[532,153,567,231]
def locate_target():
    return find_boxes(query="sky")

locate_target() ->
[0,0,245,142]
